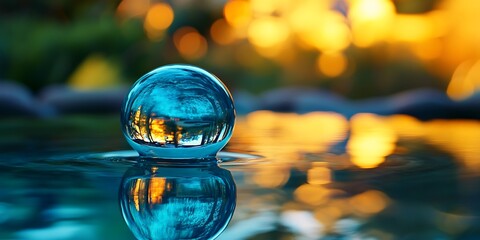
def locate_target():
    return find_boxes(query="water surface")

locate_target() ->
[1,113,480,239]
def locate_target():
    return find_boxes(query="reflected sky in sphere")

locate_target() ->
[121,65,235,159]
[119,162,236,240]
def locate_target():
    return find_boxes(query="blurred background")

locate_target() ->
[2,0,480,118]
[3,1,480,239]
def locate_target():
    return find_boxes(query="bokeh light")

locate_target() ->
[143,3,174,40]
[247,17,290,49]
[347,113,397,169]
[117,0,150,18]
[317,52,348,77]
[349,190,390,215]
[224,0,252,28]
[349,0,396,47]
[210,18,237,45]
[173,27,208,60]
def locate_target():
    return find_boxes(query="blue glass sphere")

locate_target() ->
[121,65,235,159]
[119,163,236,240]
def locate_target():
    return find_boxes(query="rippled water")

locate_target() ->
[1,113,480,239]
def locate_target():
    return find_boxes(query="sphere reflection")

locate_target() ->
[119,162,236,240]
[120,65,236,159]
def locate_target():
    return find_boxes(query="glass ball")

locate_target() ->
[119,164,236,240]
[121,65,236,159]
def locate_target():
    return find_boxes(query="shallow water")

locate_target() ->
[1,113,480,239]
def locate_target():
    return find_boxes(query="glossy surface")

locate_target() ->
[120,163,236,240]
[121,65,235,159]
[1,113,480,239]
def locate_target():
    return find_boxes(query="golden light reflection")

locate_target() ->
[349,190,390,215]
[439,0,480,72]
[287,0,331,33]
[317,52,348,77]
[210,18,237,45]
[251,167,290,188]
[390,14,434,43]
[130,177,168,211]
[129,108,183,145]
[424,120,480,172]
[294,184,330,206]
[148,177,167,204]
[251,0,288,16]
[132,178,145,211]
[313,205,343,232]
[296,12,351,53]
[349,0,396,47]
[247,17,290,48]
[116,0,150,18]
[224,0,252,28]
[411,38,443,61]
[347,113,397,168]
[143,3,174,40]
[173,27,208,60]
[384,114,424,138]
[447,60,480,100]
[307,163,331,185]
[239,112,480,175]
[245,111,348,160]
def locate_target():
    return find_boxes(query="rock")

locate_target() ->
[0,81,54,118]
[39,85,129,115]
[232,91,260,115]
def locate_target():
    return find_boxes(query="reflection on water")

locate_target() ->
[219,111,480,239]
[1,113,480,239]
[119,161,236,240]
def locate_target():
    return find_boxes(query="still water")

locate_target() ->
[1,112,480,239]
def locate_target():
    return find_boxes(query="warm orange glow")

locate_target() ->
[317,52,348,77]
[210,18,237,45]
[173,27,208,60]
[441,0,480,62]
[313,205,344,231]
[128,109,184,144]
[349,190,389,215]
[149,118,166,143]
[307,164,331,185]
[412,39,443,61]
[349,0,396,47]
[245,111,348,158]
[447,60,480,100]
[296,12,351,52]
[250,0,288,15]
[117,0,150,18]
[224,0,252,28]
[245,110,288,130]
[390,14,434,42]
[287,0,331,33]
[347,113,397,168]
[385,114,424,138]
[145,3,174,31]
[143,3,174,40]
[148,177,167,204]
[424,120,480,171]
[247,17,290,48]
[285,112,349,152]
[132,178,144,211]
[252,167,290,188]
[294,184,330,206]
